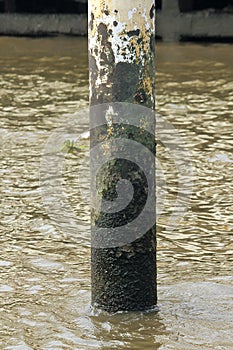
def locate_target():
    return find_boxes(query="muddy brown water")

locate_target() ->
[0,37,233,349]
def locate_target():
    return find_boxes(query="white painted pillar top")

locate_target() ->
[89,0,155,65]
[89,0,155,106]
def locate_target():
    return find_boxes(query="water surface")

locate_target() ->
[0,37,233,349]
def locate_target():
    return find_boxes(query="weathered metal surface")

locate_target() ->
[89,0,155,107]
[89,1,156,312]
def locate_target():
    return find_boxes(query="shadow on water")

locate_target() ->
[0,37,233,349]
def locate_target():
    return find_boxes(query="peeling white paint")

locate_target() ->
[89,1,155,102]
[105,105,114,126]
[128,8,137,20]
[142,8,151,30]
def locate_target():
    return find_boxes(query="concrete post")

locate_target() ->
[159,0,181,42]
[89,0,156,312]
[178,0,194,12]
[4,0,16,12]
[162,0,179,13]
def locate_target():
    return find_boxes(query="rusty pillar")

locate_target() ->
[89,0,156,312]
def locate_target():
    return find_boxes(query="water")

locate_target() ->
[0,37,233,349]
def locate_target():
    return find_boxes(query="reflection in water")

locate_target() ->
[0,37,233,349]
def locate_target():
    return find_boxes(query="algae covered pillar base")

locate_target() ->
[89,0,157,312]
